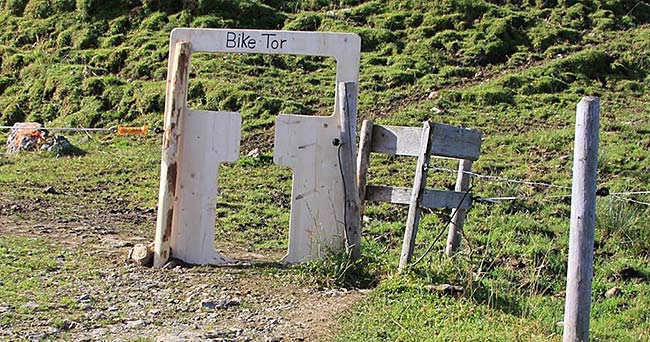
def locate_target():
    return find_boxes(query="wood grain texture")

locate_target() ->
[153,41,191,269]
[399,122,433,272]
[338,82,362,260]
[356,119,374,216]
[563,96,600,342]
[445,159,473,257]
[365,185,472,209]
[370,123,481,160]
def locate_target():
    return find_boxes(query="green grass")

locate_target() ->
[2,0,650,340]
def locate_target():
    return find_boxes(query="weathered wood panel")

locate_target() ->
[399,122,433,271]
[338,82,362,260]
[365,185,472,210]
[563,96,600,342]
[446,159,473,257]
[370,123,482,160]
[153,41,191,269]
[356,120,374,216]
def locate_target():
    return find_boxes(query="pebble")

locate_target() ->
[126,319,148,328]
[606,287,622,298]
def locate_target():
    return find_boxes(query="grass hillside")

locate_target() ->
[1,0,650,340]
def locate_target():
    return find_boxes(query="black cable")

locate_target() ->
[410,185,473,268]
[335,139,351,253]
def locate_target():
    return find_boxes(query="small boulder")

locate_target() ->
[5,122,44,154]
[128,243,154,267]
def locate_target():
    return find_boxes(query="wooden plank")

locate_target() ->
[370,124,422,156]
[153,41,191,269]
[563,96,600,342]
[446,159,473,257]
[365,185,472,210]
[170,28,361,83]
[171,109,240,265]
[338,82,362,260]
[399,122,433,272]
[370,123,482,160]
[356,119,373,216]
[430,123,482,161]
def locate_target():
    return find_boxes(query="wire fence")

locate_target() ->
[428,162,650,207]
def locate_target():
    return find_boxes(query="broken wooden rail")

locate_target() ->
[356,120,482,271]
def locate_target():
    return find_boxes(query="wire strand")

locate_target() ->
[611,194,650,206]
[476,193,573,203]
[610,191,650,196]
[428,164,572,190]
[0,125,116,132]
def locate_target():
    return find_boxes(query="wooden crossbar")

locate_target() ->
[370,123,482,160]
[365,185,473,209]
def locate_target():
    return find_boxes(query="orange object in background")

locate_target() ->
[117,125,147,136]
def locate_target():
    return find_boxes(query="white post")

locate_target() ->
[445,159,472,256]
[563,96,600,342]
[153,41,191,268]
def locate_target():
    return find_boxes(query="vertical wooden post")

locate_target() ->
[338,81,362,260]
[399,121,433,272]
[356,119,374,217]
[153,41,191,268]
[445,159,472,256]
[563,96,600,342]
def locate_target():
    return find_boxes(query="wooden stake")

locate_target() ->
[338,82,362,260]
[563,96,600,342]
[356,119,374,216]
[445,159,472,257]
[399,121,433,272]
[153,41,191,268]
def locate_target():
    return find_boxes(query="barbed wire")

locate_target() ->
[475,194,573,203]
[610,191,650,196]
[428,163,650,207]
[611,194,650,206]
[428,164,572,190]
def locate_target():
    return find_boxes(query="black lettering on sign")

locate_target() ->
[225,31,288,50]
[261,33,287,50]
[225,31,256,49]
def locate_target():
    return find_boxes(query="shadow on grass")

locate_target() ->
[467,283,523,316]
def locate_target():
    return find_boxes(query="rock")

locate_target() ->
[606,287,622,298]
[162,260,178,269]
[43,186,60,195]
[60,319,79,330]
[5,122,44,154]
[201,297,241,310]
[22,301,40,311]
[226,297,242,307]
[125,319,148,328]
[40,135,76,155]
[128,243,154,267]
[247,148,260,157]
[425,284,464,296]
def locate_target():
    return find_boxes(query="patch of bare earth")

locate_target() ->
[0,205,365,342]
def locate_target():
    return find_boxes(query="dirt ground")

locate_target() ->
[0,202,365,342]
